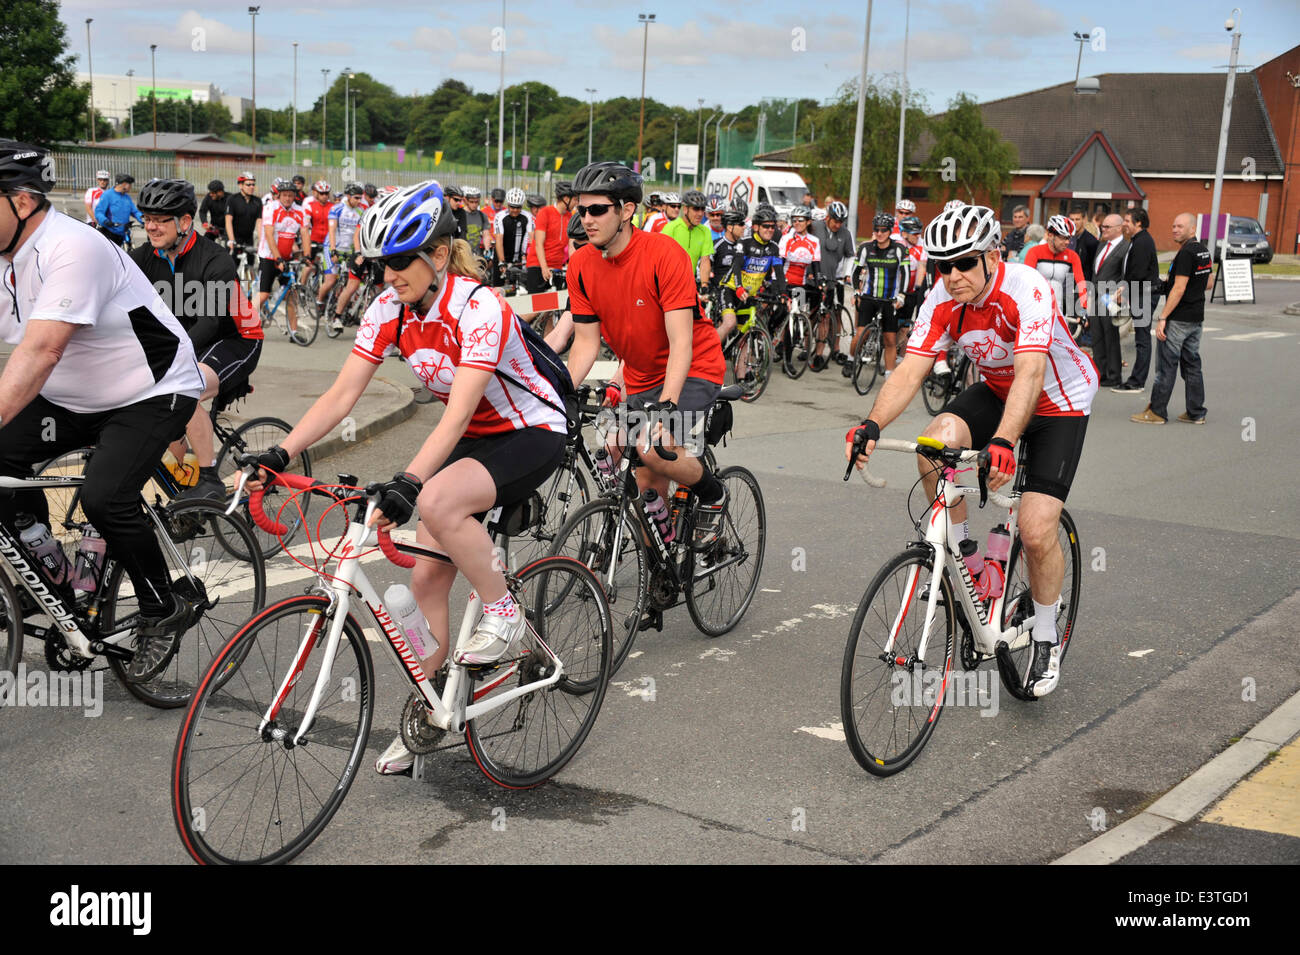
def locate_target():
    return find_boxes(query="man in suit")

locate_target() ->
[1113,207,1161,394]
[1070,207,1099,346]
[1090,213,1129,387]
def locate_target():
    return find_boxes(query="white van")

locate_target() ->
[703,168,810,220]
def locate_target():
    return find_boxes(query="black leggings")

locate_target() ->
[0,394,197,613]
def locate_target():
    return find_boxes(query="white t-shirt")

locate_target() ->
[0,211,203,414]
[83,186,104,224]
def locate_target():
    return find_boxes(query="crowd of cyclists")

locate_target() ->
[2,128,1106,786]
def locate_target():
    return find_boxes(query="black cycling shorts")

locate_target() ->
[524,266,553,294]
[857,297,898,332]
[439,427,567,514]
[942,382,1089,502]
[258,257,291,294]
[627,377,721,456]
[198,337,262,399]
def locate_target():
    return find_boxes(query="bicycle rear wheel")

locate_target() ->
[104,498,267,708]
[290,288,319,346]
[215,417,313,559]
[853,326,882,396]
[921,370,954,415]
[465,556,611,789]
[841,549,955,776]
[1,570,21,677]
[729,326,772,403]
[511,460,590,571]
[686,465,766,636]
[782,311,813,379]
[172,595,374,865]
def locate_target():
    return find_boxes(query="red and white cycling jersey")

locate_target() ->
[83,186,104,223]
[352,274,566,437]
[258,201,308,260]
[302,196,333,244]
[907,262,1098,416]
[642,211,666,233]
[904,242,927,293]
[778,230,821,286]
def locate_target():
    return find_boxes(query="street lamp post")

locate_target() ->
[352,90,360,167]
[150,43,157,150]
[723,115,738,167]
[893,0,911,207]
[343,68,352,163]
[484,118,491,192]
[292,42,298,168]
[847,0,873,241]
[511,100,519,186]
[636,13,655,175]
[1208,9,1244,265]
[523,88,530,176]
[85,19,95,144]
[671,118,678,191]
[249,7,260,160]
[321,69,330,165]
[585,88,597,165]
[497,0,506,189]
[125,69,135,137]
[1073,31,1090,87]
[702,111,720,180]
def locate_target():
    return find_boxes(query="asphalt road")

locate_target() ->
[3,280,1298,864]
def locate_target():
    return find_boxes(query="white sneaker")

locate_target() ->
[329,317,344,333]
[454,606,526,665]
[1027,641,1061,698]
[375,734,416,775]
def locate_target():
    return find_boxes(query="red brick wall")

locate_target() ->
[1254,49,1300,255]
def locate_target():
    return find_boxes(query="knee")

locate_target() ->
[78,483,128,527]
[418,483,467,539]
[410,558,455,604]
[1018,514,1057,556]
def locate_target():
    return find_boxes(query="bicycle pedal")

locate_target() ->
[637,609,664,633]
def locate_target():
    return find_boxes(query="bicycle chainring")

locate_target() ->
[44,630,93,672]
[959,626,985,671]
[399,686,447,755]
[648,566,678,611]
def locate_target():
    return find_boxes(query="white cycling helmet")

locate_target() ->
[661,192,681,205]
[923,205,1001,261]
[1046,214,1075,237]
[95,169,110,180]
[895,198,916,214]
[811,207,827,221]
[463,185,481,199]
[505,187,526,207]
[357,180,454,258]
[943,199,966,212]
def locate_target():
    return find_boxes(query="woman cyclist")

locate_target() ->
[250,181,568,774]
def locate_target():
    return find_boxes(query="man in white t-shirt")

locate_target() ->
[82,170,109,224]
[0,141,205,680]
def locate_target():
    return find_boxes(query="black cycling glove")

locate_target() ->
[255,446,291,479]
[376,472,423,526]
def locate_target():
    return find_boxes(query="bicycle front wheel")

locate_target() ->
[290,288,319,346]
[465,556,611,789]
[1,569,21,677]
[853,326,882,396]
[921,370,953,415]
[731,326,772,403]
[511,461,590,571]
[215,417,313,559]
[841,549,955,777]
[686,465,766,636]
[172,595,374,865]
[104,498,267,708]
[782,312,813,379]
[550,498,648,675]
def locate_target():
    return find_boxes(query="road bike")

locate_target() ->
[550,386,765,674]
[171,466,612,864]
[851,302,911,396]
[705,287,773,403]
[809,278,855,374]
[0,464,265,707]
[260,257,319,346]
[324,256,384,339]
[838,436,1081,776]
[919,343,980,415]
[769,288,813,380]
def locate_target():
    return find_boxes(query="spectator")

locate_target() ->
[1013,223,1046,263]
[1089,207,1106,237]
[1090,213,1129,387]
[1131,213,1211,425]
[1001,204,1029,258]
[197,180,227,242]
[1113,207,1160,394]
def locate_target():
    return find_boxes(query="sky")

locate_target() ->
[60,0,1300,119]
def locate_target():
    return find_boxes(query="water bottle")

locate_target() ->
[670,486,691,536]
[162,450,199,487]
[643,489,675,544]
[959,538,985,584]
[594,448,617,486]
[71,524,108,593]
[384,583,438,659]
[980,525,1012,600]
[16,513,72,586]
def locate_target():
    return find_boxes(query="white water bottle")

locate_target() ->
[384,583,438,658]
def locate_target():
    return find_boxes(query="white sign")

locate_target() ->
[676,144,699,176]
[1220,258,1254,304]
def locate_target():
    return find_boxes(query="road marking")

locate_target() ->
[699,647,736,662]
[1128,648,1155,658]
[1203,736,1300,838]
[761,588,782,593]
[1201,326,1222,332]
[797,721,846,742]
[363,627,382,644]
[1214,332,1288,342]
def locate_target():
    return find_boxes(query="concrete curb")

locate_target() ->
[308,375,415,464]
[1052,687,1300,865]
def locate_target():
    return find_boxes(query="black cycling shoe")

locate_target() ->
[177,467,226,502]
[124,594,187,683]
[1025,639,1061,698]
[810,354,828,372]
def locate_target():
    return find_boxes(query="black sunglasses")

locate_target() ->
[577,202,615,218]
[756,221,776,228]
[936,255,982,275]
[379,252,422,271]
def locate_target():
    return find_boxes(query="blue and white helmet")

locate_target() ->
[357,180,454,257]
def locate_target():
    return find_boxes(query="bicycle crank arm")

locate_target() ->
[692,550,747,580]
[994,643,1037,702]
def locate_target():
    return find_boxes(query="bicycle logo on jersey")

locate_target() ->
[410,349,456,387]
[463,325,500,349]
[965,335,1010,364]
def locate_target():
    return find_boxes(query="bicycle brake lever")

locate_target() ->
[976,450,990,508]
[843,433,867,482]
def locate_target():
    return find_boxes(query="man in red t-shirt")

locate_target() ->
[567,162,732,543]
[524,181,575,294]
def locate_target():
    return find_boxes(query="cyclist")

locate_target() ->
[131,178,263,502]
[846,213,910,379]
[663,190,714,287]
[360,183,378,210]
[524,180,574,293]
[94,173,143,247]
[492,187,533,286]
[637,190,663,230]
[303,179,334,310]
[82,170,110,225]
[1023,214,1088,328]
[896,215,929,325]
[444,184,468,240]
[709,208,754,380]
[197,180,227,242]
[0,141,204,680]
[891,197,916,241]
[541,211,590,354]
[254,179,313,343]
[720,202,787,357]
[247,181,567,775]
[525,191,546,216]
[291,174,308,205]
[224,172,262,285]
[846,204,1098,698]
[645,192,680,234]
[705,195,727,243]
[325,184,366,332]
[566,161,731,545]
[461,185,490,255]
[810,199,855,366]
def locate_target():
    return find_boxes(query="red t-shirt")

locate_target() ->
[525,204,568,269]
[303,196,333,243]
[567,228,725,393]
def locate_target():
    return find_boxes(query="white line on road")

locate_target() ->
[797,721,846,742]
[1214,332,1288,342]
[1128,649,1155,658]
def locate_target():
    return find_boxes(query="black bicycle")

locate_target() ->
[920,343,980,415]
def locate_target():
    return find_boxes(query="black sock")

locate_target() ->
[693,470,724,504]
[198,465,221,481]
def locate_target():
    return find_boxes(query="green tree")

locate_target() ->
[0,0,94,144]
[924,93,1017,206]
[130,97,233,138]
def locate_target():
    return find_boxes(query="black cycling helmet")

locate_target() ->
[682,189,707,209]
[0,140,54,195]
[344,183,364,196]
[899,215,924,234]
[490,187,506,202]
[554,180,575,199]
[526,192,546,208]
[137,178,197,218]
[872,213,895,231]
[729,197,748,218]
[444,184,464,199]
[291,174,306,187]
[567,210,586,241]
[363,183,377,198]
[572,161,644,205]
[115,173,135,185]
[721,210,746,227]
[752,203,777,224]
[207,179,225,193]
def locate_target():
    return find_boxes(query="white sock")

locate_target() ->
[1032,598,1059,644]
[483,593,518,620]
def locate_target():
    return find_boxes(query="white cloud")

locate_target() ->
[986,0,1065,38]
[118,11,250,56]
[1177,43,1231,61]
[305,41,354,56]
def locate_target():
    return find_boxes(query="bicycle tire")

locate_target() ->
[322,284,345,338]
[841,548,955,777]
[31,449,92,543]
[834,303,856,360]
[1,569,21,677]
[172,595,373,864]
[465,556,611,789]
[783,310,813,380]
[549,498,648,676]
[104,498,267,708]
[732,326,772,403]
[290,288,320,346]
[512,460,590,572]
[921,370,954,415]
[853,326,882,396]
[685,465,766,636]
[998,507,1082,697]
[215,417,313,559]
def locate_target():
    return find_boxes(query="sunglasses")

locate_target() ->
[576,202,615,218]
[707,211,722,217]
[757,222,776,228]
[936,255,982,275]
[379,252,422,271]
[664,204,681,210]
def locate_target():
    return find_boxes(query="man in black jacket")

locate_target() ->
[1090,213,1129,387]
[1114,207,1160,394]
[1069,207,1098,345]
[132,179,263,500]
[224,172,262,281]
[197,180,228,242]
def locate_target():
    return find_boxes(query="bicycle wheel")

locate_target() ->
[290,288,319,346]
[841,549,956,777]
[835,303,856,359]
[686,465,766,636]
[853,326,882,396]
[104,499,267,708]
[31,449,92,545]
[998,508,1082,697]
[549,498,648,675]
[465,556,611,789]
[511,460,590,571]
[921,370,954,415]
[731,326,772,403]
[215,417,313,559]
[1,569,21,676]
[172,595,373,864]
[782,311,813,379]
[322,284,344,338]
